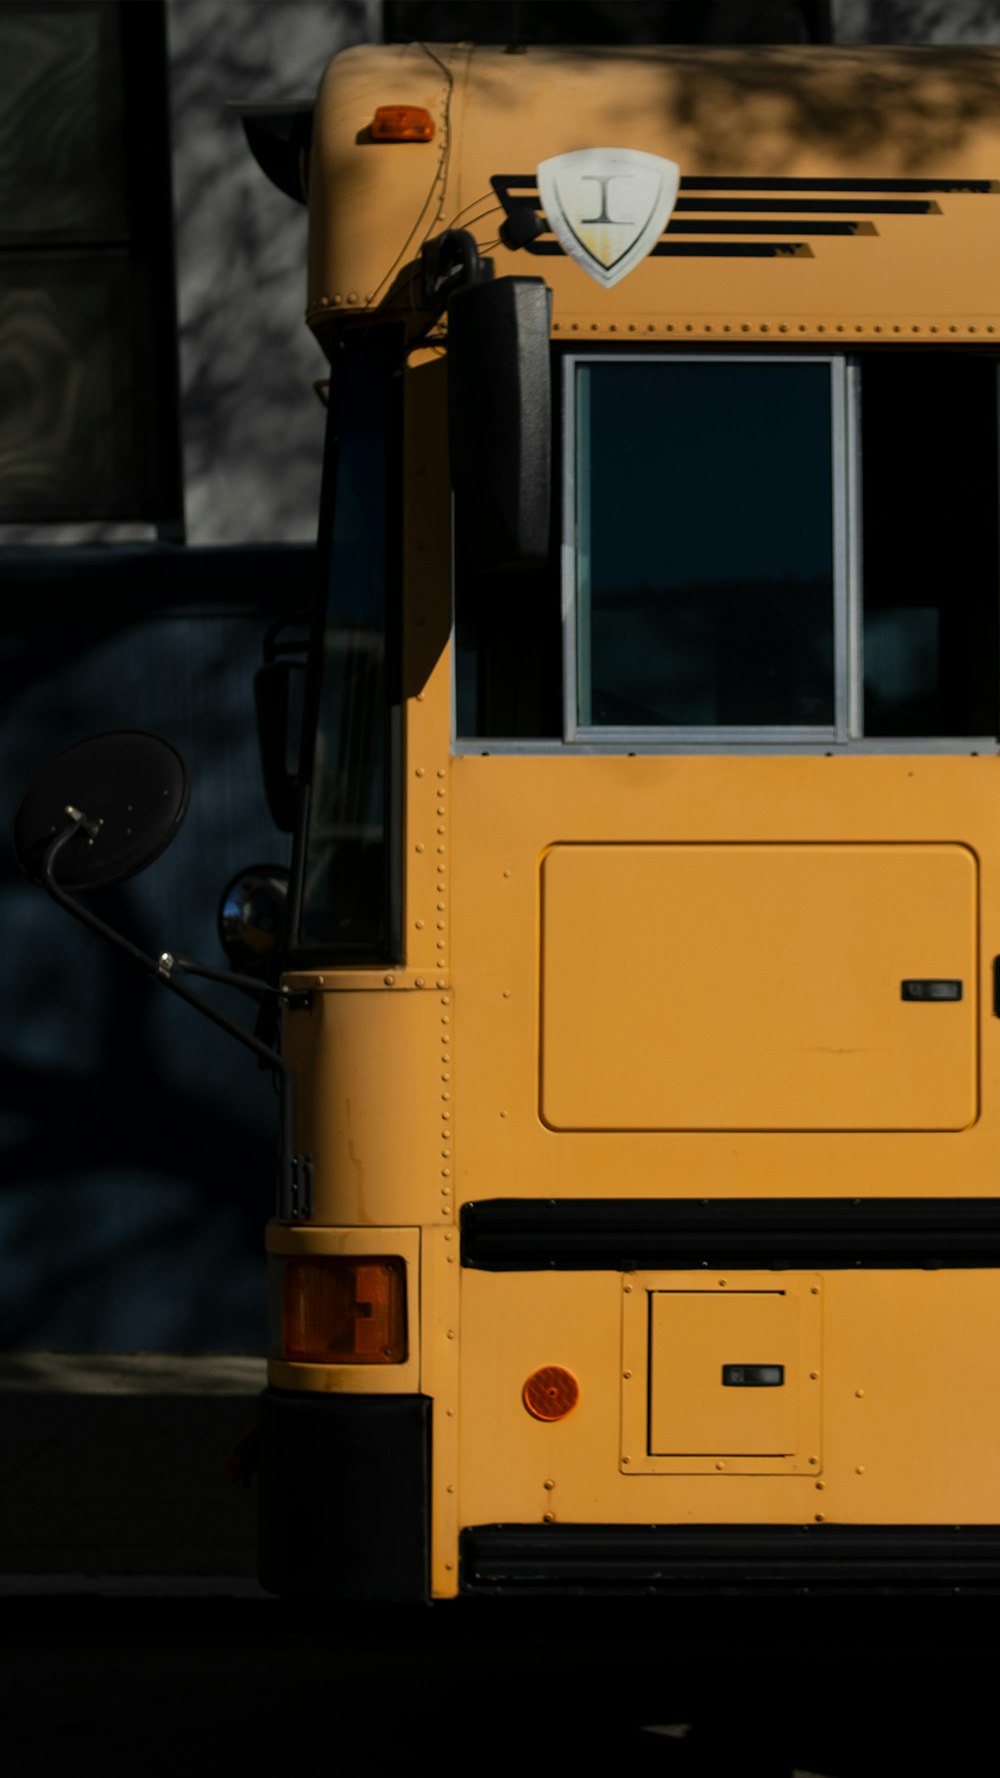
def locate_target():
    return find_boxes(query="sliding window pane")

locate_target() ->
[861,353,999,738]
[575,359,836,730]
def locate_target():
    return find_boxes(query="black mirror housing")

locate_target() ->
[12,731,190,892]
[447,276,552,571]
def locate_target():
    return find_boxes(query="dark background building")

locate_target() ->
[0,0,366,1350]
[0,0,992,1352]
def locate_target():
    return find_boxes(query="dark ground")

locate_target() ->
[1,1594,994,1776]
[0,1355,993,1775]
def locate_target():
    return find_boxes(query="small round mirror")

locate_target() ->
[12,732,190,892]
[218,863,290,972]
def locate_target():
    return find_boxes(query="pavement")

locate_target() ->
[0,1352,266,1595]
[0,1354,988,1773]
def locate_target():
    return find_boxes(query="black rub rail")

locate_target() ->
[461,1525,1000,1594]
[460,1197,1000,1271]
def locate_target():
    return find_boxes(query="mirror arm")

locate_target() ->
[160,953,298,1005]
[41,814,308,1220]
[41,819,285,1061]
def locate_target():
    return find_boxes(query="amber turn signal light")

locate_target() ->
[523,1365,580,1421]
[281,1256,407,1363]
[371,105,434,142]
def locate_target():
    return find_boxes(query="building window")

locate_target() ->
[0,1,181,528]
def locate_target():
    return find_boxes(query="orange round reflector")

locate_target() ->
[523,1365,579,1422]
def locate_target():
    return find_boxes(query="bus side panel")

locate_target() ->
[283,985,446,1227]
[457,1266,1000,1531]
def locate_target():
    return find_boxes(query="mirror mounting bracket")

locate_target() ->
[420,227,494,313]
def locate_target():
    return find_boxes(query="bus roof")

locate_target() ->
[307,41,1000,344]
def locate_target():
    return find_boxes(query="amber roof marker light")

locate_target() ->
[523,1365,580,1422]
[371,105,434,142]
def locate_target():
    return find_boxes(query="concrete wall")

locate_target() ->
[167,0,379,545]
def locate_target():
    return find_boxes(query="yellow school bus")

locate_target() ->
[258,40,1000,1599]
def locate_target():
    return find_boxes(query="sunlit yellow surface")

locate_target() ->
[541,842,977,1132]
[276,48,1000,1596]
[458,1267,1000,1529]
[309,43,1000,343]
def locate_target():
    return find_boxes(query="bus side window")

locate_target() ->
[861,353,999,739]
[572,356,837,735]
[455,553,563,741]
[456,349,1000,750]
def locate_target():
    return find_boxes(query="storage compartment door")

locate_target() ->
[540,843,977,1131]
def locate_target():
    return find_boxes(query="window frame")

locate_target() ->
[452,345,1000,757]
[562,349,857,747]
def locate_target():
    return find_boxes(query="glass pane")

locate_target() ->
[455,552,563,739]
[0,3,126,240]
[300,361,390,952]
[576,359,835,729]
[861,353,998,738]
[0,255,162,521]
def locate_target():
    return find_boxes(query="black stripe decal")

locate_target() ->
[492,174,1000,197]
[679,176,1000,193]
[666,218,877,235]
[490,171,980,266]
[674,197,939,214]
[526,239,812,259]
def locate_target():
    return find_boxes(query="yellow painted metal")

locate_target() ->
[285,357,1000,1577]
[452,755,1000,1201]
[541,843,977,1132]
[309,43,1000,343]
[623,1273,821,1474]
[265,1224,420,1394]
[307,43,453,331]
[275,351,1000,1585]
[267,1223,419,1257]
[270,356,465,1596]
[281,969,450,993]
[284,46,1000,1595]
[401,356,453,984]
[419,1227,461,1598]
[276,358,455,1242]
[650,1293,799,1458]
[281,985,448,1227]
[458,1268,625,1528]
[459,1266,1000,1526]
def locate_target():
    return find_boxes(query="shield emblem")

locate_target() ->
[536,148,680,288]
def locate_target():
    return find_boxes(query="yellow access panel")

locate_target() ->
[621,1274,822,1476]
[540,843,977,1131]
[651,1290,803,1464]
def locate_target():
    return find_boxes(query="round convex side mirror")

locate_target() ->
[12,732,190,891]
[218,864,290,973]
